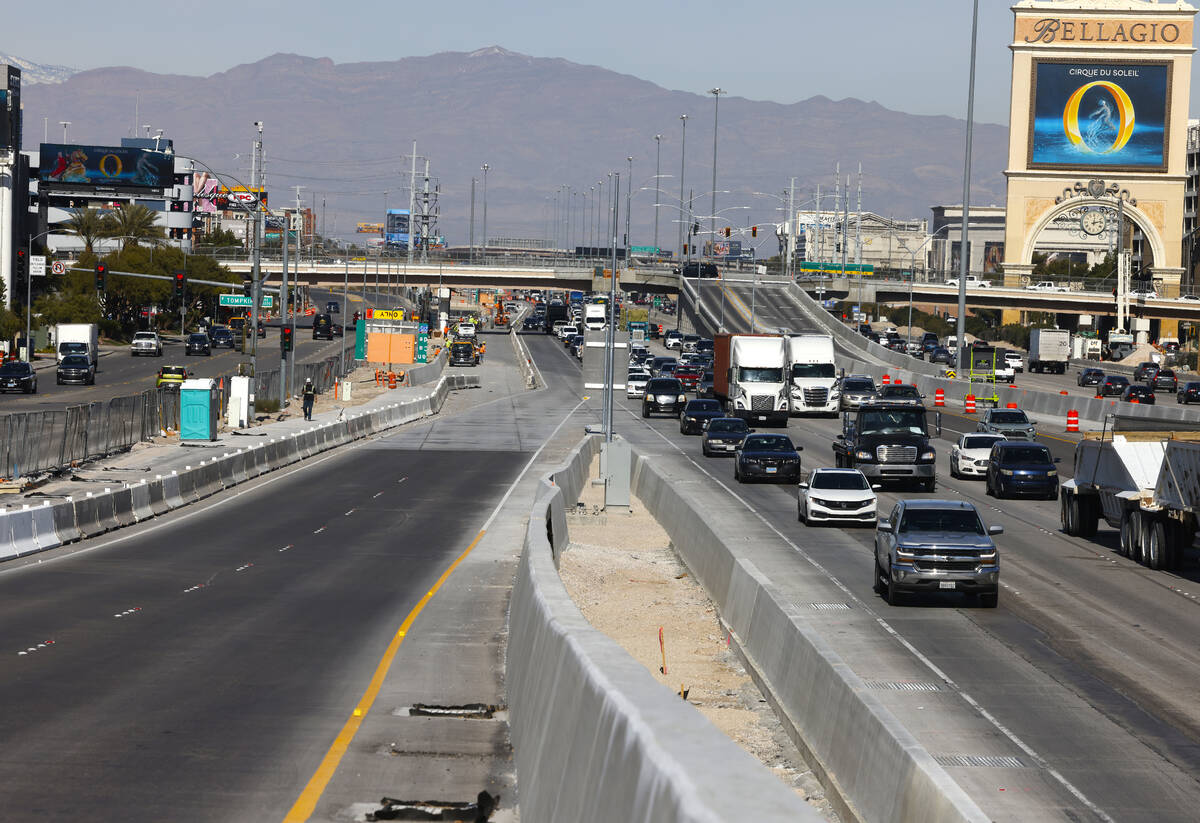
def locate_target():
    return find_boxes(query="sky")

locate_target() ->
[7,1,1035,125]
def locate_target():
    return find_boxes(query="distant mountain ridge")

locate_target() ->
[0,53,77,84]
[8,48,1009,246]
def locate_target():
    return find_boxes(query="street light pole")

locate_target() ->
[626,156,633,260]
[653,135,662,252]
[678,115,688,262]
[481,163,490,264]
[59,121,70,142]
[709,88,724,254]
[955,0,980,370]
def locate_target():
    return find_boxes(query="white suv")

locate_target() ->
[130,331,163,357]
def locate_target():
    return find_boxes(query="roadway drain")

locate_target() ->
[863,680,942,692]
[809,603,851,611]
[934,754,1027,769]
[396,703,506,720]
[367,789,498,821]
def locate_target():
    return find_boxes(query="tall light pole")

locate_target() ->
[653,134,662,251]
[59,121,70,142]
[626,156,633,258]
[955,0,980,370]
[678,115,688,262]
[596,180,604,255]
[481,163,490,263]
[709,88,724,256]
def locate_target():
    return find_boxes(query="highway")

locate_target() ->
[0,332,585,821]
[531,292,1200,820]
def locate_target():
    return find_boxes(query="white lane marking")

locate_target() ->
[17,639,54,656]
[113,607,141,618]
[313,526,325,534]
[278,544,292,553]
[627,408,1115,823]
[235,563,254,572]
[372,492,383,499]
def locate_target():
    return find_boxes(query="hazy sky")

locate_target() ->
[8,1,1035,125]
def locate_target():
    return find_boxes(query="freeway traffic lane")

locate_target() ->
[537,330,1200,821]
[0,442,525,820]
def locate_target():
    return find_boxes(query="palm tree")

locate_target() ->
[106,204,166,250]
[62,208,115,254]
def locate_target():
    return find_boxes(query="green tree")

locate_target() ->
[106,204,166,250]
[62,208,116,253]
[194,228,242,251]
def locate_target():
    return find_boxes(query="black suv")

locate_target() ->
[642,378,686,418]
[1150,368,1178,392]
[0,361,37,394]
[1077,367,1104,387]
[312,313,335,340]
[210,326,235,349]
[1178,382,1200,404]
[185,333,212,356]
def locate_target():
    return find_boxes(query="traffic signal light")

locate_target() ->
[174,271,186,299]
[281,326,294,352]
[15,250,26,280]
[243,280,252,298]
[751,225,758,238]
[724,227,731,237]
[94,263,106,291]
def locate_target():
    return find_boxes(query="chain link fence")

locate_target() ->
[0,353,357,479]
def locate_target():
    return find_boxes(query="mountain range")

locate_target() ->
[7,47,1009,249]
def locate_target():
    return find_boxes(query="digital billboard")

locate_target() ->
[1029,60,1170,171]
[40,143,175,191]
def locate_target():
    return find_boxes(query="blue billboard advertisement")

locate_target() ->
[1029,60,1170,171]
[39,143,176,190]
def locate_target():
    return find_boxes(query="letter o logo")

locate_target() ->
[99,153,124,178]
[1062,81,1136,154]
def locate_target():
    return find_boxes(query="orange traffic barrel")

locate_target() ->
[387,371,397,389]
[882,374,891,385]
[934,388,945,407]
[1066,410,1079,432]
[965,394,976,413]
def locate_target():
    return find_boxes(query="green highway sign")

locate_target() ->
[631,245,660,254]
[799,262,875,275]
[219,294,275,308]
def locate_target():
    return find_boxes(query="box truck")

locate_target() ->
[56,323,100,368]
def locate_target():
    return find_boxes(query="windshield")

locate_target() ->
[843,379,874,392]
[811,472,869,490]
[0,363,29,376]
[963,436,1003,450]
[646,379,681,393]
[708,419,749,434]
[899,508,985,535]
[989,411,1029,424]
[858,408,927,435]
[61,356,90,367]
[737,367,784,383]
[791,363,836,379]
[881,386,920,398]
[1000,446,1052,464]
[686,400,722,412]
[134,333,156,340]
[1107,376,1129,384]
[60,342,87,353]
[743,435,795,452]
[188,334,207,342]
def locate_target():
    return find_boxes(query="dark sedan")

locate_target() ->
[185,333,212,356]
[642,377,686,418]
[1178,382,1200,404]
[679,399,724,435]
[1122,384,1156,405]
[522,316,543,332]
[210,327,235,349]
[56,354,95,385]
[929,347,953,365]
[985,441,1059,500]
[0,361,37,394]
[702,417,752,457]
[1099,375,1129,396]
[734,433,803,484]
[1150,368,1178,392]
[1077,367,1104,387]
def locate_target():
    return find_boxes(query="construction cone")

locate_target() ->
[965,394,976,414]
[934,388,945,407]
[1066,410,1079,432]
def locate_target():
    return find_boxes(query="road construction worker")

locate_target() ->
[302,378,316,420]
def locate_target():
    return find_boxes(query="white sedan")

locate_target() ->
[949,433,1007,478]
[626,370,651,398]
[797,467,880,526]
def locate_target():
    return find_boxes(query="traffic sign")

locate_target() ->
[29,255,46,278]
[219,294,275,308]
[51,260,66,275]
[367,309,406,320]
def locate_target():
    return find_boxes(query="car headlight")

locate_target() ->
[677,394,686,402]
[1026,428,1035,434]
[921,450,936,461]
[1000,469,1014,476]
[855,450,873,461]
[1047,469,1057,477]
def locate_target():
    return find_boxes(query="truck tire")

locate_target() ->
[921,477,935,493]
[978,589,999,608]
[1119,514,1134,558]
[883,560,902,606]
[1130,511,1147,564]
[873,556,886,595]
[1147,520,1167,570]
[1061,495,1079,536]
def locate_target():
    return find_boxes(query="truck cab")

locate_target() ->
[833,402,941,491]
[785,334,839,416]
[723,335,788,426]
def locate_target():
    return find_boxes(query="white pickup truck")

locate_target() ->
[1027,281,1069,293]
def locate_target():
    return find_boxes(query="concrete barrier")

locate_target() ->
[631,447,990,823]
[73,495,109,539]
[131,482,154,522]
[162,473,185,510]
[508,434,823,823]
[5,509,36,557]
[51,500,80,545]
[0,512,16,560]
[111,487,136,527]
[31,504,60,552]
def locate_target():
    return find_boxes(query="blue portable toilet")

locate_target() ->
[180,378,219,441]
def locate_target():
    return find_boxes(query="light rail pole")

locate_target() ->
[954,0,980,370]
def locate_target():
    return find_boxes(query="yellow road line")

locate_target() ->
[282,528,488,822]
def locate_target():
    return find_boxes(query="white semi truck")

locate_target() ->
[785,333,839,416]
[1027,328,1070,374]
[1061,415,1200,570]
[713,333,789,426]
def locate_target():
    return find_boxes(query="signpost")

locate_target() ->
[417,323,429,363]
[219,294,274,308]
[29,255,46,278]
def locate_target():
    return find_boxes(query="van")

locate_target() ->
[312,313,334,340]
[584,303,607,331]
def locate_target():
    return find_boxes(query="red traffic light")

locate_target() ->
[751,226,758,237]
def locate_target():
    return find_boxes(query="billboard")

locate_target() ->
[194,183,268,212]
[40,143,175,190]
[983,242,1004,274]
[356,222,384,234]
[1029,60,1170,171]
[0,66,18,152]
